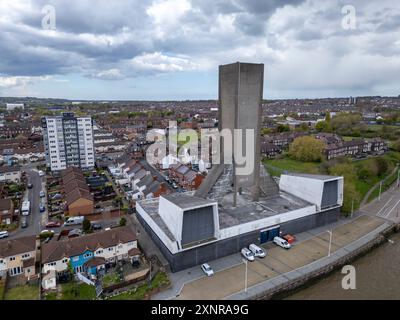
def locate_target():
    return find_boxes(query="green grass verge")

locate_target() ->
[4,284,39,300]
[60,282,96,300]
[108,271,170,300]
[44,292,58,300]
[102,273,122,288]
[263,158,321,176]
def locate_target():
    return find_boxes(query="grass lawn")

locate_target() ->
[4,284,39,300]
[60,282,96,300]
[44,292,58,300]
[108,272,170,300]
[102,273,122,288]
[264,158,321,176]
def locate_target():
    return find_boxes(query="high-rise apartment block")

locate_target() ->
[42,113,95,171]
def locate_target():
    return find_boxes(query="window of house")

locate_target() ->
[62,259,68,264]
[108,248,113,252]
[22,253,30,259]
[72,256,79,262]
[9,257,15,261]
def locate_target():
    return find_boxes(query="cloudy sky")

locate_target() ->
[0,0,399,100]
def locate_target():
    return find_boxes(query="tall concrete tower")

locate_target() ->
[196,62,269,204]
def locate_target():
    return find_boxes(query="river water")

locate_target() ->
[286,233,400,300]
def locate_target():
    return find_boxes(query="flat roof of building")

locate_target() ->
[138,190,313,242]
[284,173,341,181]
[217,192,312,229]
[161,193,216,210]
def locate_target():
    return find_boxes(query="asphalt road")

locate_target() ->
[139,159,179,192]
[362,184,400,222]
[9,168,44,238]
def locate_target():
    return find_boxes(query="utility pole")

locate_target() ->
[378,181,383,201]
[242,259,248,294]
[397,169,400,187]
[327,230,333,257]
[351,198,354,218]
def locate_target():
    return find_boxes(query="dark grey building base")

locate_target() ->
[136,207,340,272]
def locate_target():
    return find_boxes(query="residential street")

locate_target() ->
[9,168,44,238]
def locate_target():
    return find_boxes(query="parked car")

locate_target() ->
[39,190,45,198]
[21,217,28,228]
[172,183,178,189]
[68,229,82,238]
[0,231,9,239]
[38,170,45,177]
[241,247,255,261]
[45,221,61,228]
[249,244,266,258]
[27,183,33,189]
[273,236,292,249]
[39,203,46,212]
[282,234,296,244]
[50,193,62,200]
[92,223,102,231]
[64,216,84,226]
[40,229,55,235]
[201,263,214,276]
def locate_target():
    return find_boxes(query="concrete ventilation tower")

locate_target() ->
[195,62,279,206]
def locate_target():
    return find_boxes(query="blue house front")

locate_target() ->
[70,250,94,273]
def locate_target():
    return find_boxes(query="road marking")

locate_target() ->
[384,198,400,218]
[376,195,394,215]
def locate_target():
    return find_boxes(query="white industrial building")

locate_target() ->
[42,113,95,171]
[136,173,343,272]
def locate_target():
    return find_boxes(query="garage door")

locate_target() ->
[260,226,280,244]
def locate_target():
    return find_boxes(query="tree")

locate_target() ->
[276,124,290,133]
[374,157,389,176]
[325,112,331,123]
[289,136,326,162]
[82,219,91,232]
[315,120,330,132]
[392,139,400,152]
[119,217,127,227]
[329,162,360,215]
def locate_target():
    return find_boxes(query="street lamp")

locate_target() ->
[327,230,333,257]
[378,181,383,201]
[242,259,248,294]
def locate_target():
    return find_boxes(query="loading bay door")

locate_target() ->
[260,226,280,244]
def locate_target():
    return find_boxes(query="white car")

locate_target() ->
[273,236,291,249]
[201,263,214,277]
[0,231,9,239]
[39,191,45,198]
[38,170,45,177]
[249,244,266,258]
[40,229,55,235]
[241,247,255,261]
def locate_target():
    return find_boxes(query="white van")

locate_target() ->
[64,216,84,226]
[273,236,291,249]
[241,247,255,261]
[0,231,9,239]
[249,244,266,258]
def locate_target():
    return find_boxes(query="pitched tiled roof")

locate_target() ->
[42,226,137,263]
[65,188,93,206]
[0,236,36,258]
